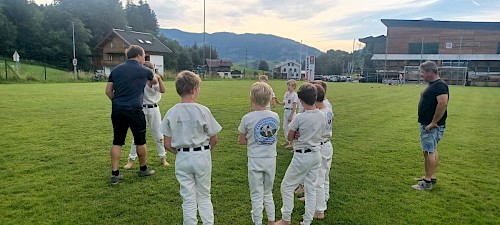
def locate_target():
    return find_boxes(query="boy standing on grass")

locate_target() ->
[275,80,298,148]
[277,83,325,225]
[238,82,280,225]
[160,70,222,225]
[295,80,333,198]
[124,62,170,169]
[258,75,276,110]
[311,83,334,219]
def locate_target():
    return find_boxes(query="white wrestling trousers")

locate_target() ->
[248,157,276,225]
[176,150,214,225]
[280,151,321,225]
[316,141,333,213]
[283,109,293,142]
[129,106,166,160]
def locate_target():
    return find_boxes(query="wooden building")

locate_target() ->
[95,29,172,76]
[361,19,500,86]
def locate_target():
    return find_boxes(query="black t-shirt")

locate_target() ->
[108,60,153,108]
[418,79,449,125]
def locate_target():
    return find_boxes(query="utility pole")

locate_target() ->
[203,0,206,78]
[72,22,78,79]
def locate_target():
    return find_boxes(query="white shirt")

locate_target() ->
[288,109,326,152]
[142,83,161,105]
[323,98,333,111]
[238,110,280,157]
[320,107,334,141]
[297,101,304,113]
[265,88,276,110]
[283,91,298,109]
[160,103,222,149]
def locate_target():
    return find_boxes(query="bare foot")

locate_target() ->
[161,158,171,167]
[294,185,304,194]
[314,212,325,219]
[123,159,134,169]
[275,220,291,225]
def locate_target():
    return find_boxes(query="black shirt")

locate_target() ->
[418,79,449,125]
[108,60,153,108]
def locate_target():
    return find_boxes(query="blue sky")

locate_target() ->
[35,0,500,52]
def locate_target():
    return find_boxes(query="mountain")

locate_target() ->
[159,28,323,65]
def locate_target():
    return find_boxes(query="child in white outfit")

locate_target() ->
[277,83,326,225]
[276,80,298,148]
[239,82,280,225]
[160,71,222,225]
[312,83,334,219]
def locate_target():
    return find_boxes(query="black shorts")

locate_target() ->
[111,107,147,146]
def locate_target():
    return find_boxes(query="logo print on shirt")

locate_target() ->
[326,112,333,131]
[254,117,278,145]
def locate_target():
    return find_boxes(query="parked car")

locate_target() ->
[346,76,353,82]
[314,75,324,80]
[328,75,339,82]
[339,76,347,82]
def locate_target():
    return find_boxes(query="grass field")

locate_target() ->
[0,81,498,224]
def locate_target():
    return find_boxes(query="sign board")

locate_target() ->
[306,56,315,81]
[445,43,453,49]
[13,51,20,62]
[72,58,78,66]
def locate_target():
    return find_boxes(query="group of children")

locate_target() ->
[119,70,334,225]
[239,76,334,225]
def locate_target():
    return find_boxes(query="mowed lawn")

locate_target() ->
[0,80,498,225]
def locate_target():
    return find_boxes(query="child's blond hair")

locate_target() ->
[250,82,272,107]
[287,79,297,89]
[258,75,269,82]
[175,70,201,96]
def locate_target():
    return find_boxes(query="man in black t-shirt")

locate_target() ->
[105,45,157,184]
[412,61,449,190]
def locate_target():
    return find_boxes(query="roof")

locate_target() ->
[381,19,500,31]
[206,59,233,67]
[371,54,500,61]
[274,60,300,68]
[96,29,172,53]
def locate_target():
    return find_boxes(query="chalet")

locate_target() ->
[273,60,301,79]
[95,29,172,76]
[205,59,233,78]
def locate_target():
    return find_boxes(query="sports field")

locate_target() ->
[0,81,498,224]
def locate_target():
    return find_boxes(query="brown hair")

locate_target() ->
[250,82,272,107]
[258,75,269,82]
[287,79,297,88]
[313,84,325,102]
[175,70,201,96]
[420,61,438,74]
[297,83,317,106]
[125,45,144,59]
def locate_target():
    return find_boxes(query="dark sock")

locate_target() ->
[140,165,147,171]
[431,178,437,181]
[112,170,119,176]
[423,179,431,183]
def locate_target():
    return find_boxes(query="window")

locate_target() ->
[108,55,113,61]
[137,39,144,43]
[408,42,439,54]
[294,68,297,72]
[288,63,291,66]
[283,68,286,72]
[110,42,114,48]
[145,40,152,44]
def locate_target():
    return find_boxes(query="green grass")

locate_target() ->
[0,81,498,224]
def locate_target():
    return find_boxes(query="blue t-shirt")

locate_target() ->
[108,60,153,108]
